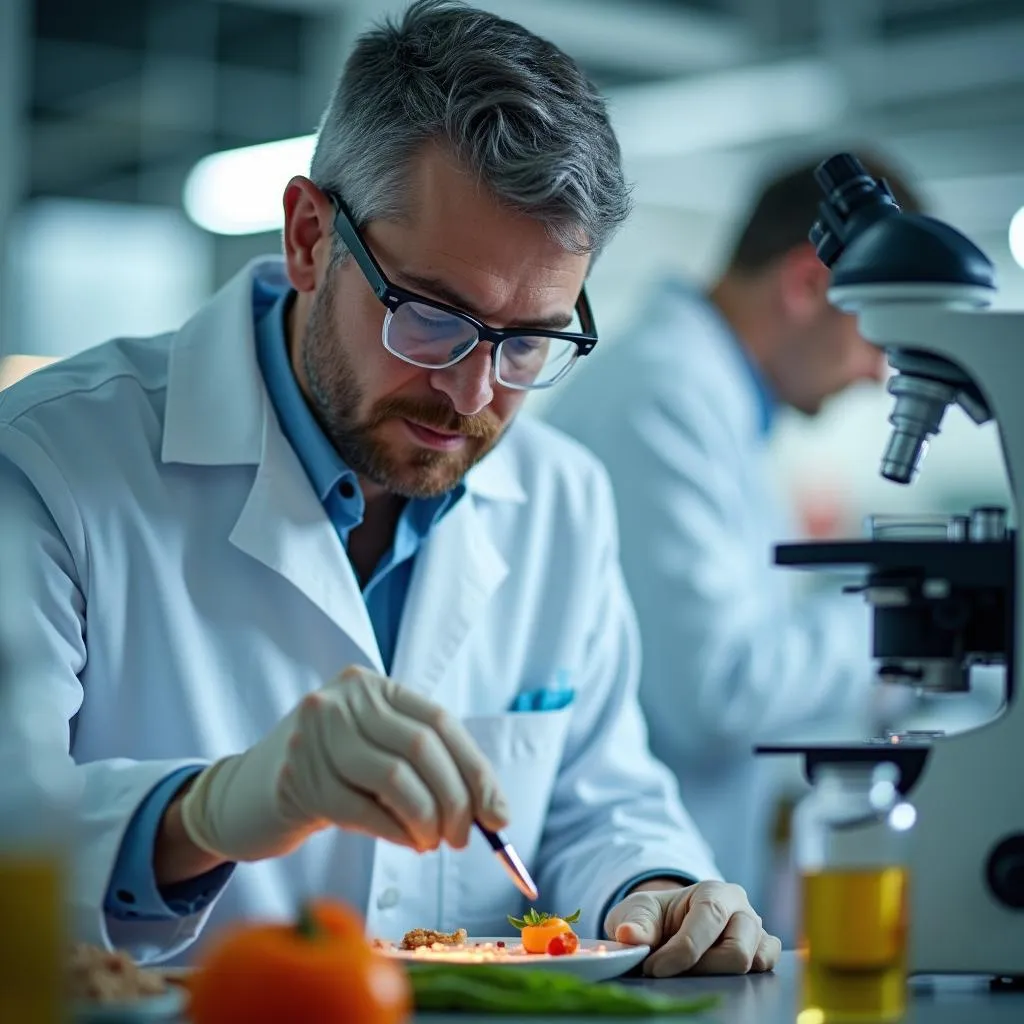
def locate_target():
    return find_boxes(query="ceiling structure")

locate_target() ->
[11,0,1024,238]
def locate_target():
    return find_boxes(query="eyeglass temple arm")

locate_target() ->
[327,192,391,303]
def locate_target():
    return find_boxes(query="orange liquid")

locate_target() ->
[0,855,67,1024]
[798,867,908,1024]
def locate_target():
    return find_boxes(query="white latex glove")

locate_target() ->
[180,665,510,862]
[605,883,781,977]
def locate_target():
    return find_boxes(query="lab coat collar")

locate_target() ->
[463,438,526,504]
[159,257,525,674]
[162,256,278,468]
[659,276,777,438]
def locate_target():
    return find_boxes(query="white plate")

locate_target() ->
[380,937,649,982]
[73,985,187,1024]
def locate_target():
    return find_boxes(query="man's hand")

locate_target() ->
[604,882,781,977]
[177,665,509,863]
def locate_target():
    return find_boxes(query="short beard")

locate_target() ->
[300,271,504,499]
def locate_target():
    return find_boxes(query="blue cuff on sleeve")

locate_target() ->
[104,766,236,922]
[599,870,697,938]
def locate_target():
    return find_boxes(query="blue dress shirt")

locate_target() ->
[103,276,462,922]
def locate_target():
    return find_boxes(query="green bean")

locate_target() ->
[406,964,721,1016]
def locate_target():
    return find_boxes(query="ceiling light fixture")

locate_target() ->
[1009,206,1024,271]
[182,134,315,236]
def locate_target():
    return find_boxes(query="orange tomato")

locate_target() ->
[521,918,575,955]
[509,908,582,956]
[188,900,411,1024]
[302,898,366,942]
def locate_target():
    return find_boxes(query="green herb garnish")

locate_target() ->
[508,907,582,930]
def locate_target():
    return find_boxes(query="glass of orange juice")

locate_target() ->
[793,762,915,1024]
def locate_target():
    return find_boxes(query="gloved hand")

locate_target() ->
[605,882,781,977]
[180,665,509,862]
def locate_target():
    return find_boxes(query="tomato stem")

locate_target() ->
[296,902,320,941]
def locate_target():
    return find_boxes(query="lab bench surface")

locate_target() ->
[413,951,1024,1023]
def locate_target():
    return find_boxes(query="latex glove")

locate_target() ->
[180,665,509,862]
[604,882,782,977]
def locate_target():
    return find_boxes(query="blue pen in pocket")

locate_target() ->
[509,669,575,712]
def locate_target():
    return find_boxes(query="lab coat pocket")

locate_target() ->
[444,707,573,933]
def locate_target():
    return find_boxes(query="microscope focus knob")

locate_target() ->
[986,835,1024,910]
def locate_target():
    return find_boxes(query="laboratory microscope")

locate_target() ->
[758,154,1024,980]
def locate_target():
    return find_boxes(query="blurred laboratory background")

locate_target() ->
[3,0,1023,521]
[1,0,1022,941]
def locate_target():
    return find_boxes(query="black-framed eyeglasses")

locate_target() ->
[326,191,598,390]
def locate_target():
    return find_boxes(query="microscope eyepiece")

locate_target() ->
[809,154,902,269]
[810,152,997,486]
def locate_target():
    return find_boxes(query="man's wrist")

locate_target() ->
[154,776,227,886]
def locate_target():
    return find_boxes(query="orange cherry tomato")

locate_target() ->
[521,918,575,955]
[547,931,580,956]
[510,908,583,956]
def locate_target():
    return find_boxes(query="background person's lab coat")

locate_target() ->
[546,280,875,912]
[0,259,721,965]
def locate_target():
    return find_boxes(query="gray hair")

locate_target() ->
[309,0,630,258]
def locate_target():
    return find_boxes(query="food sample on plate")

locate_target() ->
[375,908,599,961]
[508,907,582,955]
[68,943,169,1003]
[400,927,469,950]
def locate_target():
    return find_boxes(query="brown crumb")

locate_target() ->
[68,944,167,1004]
[401,927,468,950]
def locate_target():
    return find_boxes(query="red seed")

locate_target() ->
[547,935,568,956]
[496,941,505,948]
[562,931,580,954]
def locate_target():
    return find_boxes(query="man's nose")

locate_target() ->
[429,343,495,416]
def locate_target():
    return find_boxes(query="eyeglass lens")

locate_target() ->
[386,301,580,388]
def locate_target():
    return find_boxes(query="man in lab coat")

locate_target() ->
[547,155,922,916]
[0,0,779,973]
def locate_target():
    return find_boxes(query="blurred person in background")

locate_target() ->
[0,0,780,974]
[546,155,923,919]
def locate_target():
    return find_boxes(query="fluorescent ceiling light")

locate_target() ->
[1010,206,1024,270]
[610,58,845,161]
[183,134,315,236]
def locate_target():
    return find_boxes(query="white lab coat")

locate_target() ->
[0,258,720,965]
[546,281,874,907]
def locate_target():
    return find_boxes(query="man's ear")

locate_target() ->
[282,176,335,294]
[778,242,832,323]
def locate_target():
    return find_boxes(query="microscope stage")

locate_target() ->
[756,740,931,792]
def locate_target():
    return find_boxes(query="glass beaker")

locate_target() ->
[794,762,914,1024]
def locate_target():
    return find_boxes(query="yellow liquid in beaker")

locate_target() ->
[0,854,66,1024]
[798,866,908,1024]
